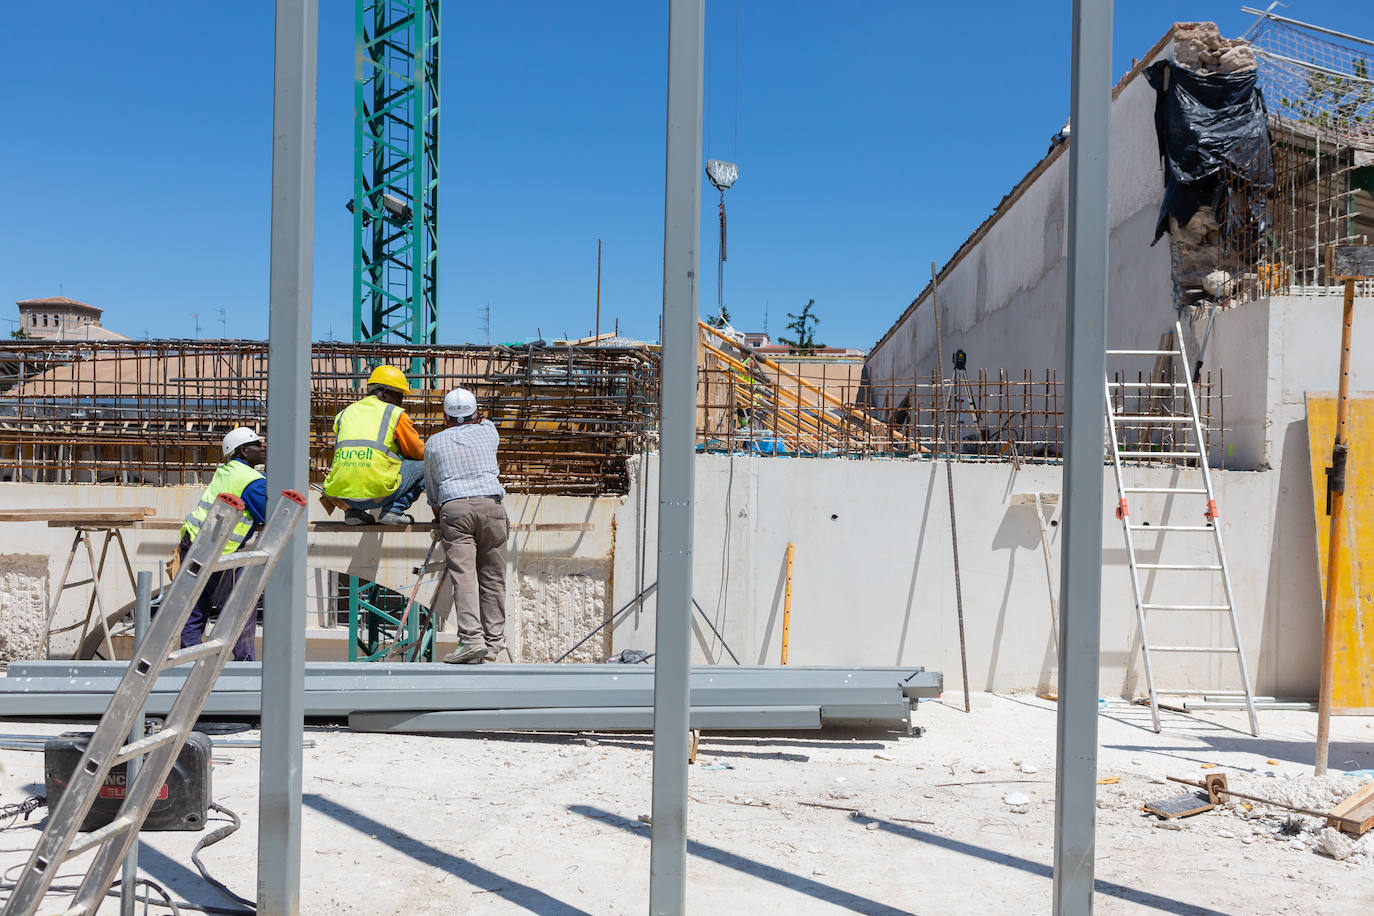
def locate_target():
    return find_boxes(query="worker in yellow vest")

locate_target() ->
[179,426,268,660]
[323,365,427,525]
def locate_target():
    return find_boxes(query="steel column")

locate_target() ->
[259,1,317,914]
[651,1,704,912]
[119,571,152,916]
[1054,2,1112,914]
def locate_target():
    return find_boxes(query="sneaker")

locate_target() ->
[481,645,506,663]
[344,508,374,526]
[378,511,415,526]
[442,643,489,665]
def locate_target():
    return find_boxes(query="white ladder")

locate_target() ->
[1105,320,1259,736]
[3,489,307,916]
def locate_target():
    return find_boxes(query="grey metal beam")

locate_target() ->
[0,671,941,718]
[1,664,940,687]
[349,706,825,733]
[9,661,937,681]
[259,1,317,914]
[1054,2,1112,914]
[119,571,152,916]
[653,1,704,912]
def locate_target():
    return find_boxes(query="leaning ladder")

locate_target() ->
[1105,320,1259,737]
[2,490,306,916]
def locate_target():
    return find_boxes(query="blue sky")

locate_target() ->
[3,2,1360,348]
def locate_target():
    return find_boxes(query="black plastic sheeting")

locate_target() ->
[1146,60,1273,249]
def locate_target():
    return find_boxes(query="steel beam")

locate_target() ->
[260,1,317,914]
[119,571,152,916]
[349,706,825,733]
[1054,2,1112,915]
[653,1,704,912]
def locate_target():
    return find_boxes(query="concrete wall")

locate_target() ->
[0,555,48,661]
[865,41,1175,400]
[0,484,621,663]
[611,454,1323,699]
[1200,295,1374,470]
[0,443,1330,698]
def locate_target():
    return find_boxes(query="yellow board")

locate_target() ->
[1306,392,1374,714]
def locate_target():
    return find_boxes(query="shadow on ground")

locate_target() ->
[306,793,593,915]
[572,804,1237,916]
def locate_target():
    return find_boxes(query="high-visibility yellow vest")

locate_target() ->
[322,395,404,500]
[181,460,264,554]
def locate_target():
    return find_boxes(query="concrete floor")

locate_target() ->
[1,696,1371,913]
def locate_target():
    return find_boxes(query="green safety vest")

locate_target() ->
[322,395,404,500]
[181,460,264,554]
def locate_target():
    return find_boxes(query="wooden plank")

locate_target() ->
[1305,393,1374,713]
[84,518,596,533]
[308,521,593,533]
[0,507,153,522]
[1328,244,1374,281]
[1144,792,1216,819]
[1327,782,1374,835]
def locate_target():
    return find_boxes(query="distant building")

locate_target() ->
[739,331,863,358]
[15,297,129,341]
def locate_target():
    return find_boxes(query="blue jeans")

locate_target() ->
[178,540,257,661]
[342,459,426,516]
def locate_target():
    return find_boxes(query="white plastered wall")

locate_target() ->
[611,454,1322,699]
[865,41,1175,402]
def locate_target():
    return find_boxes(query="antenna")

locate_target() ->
[190,312,201,339]
[479,303,491,345]
[764,299,769,337]
[215,308,228,339]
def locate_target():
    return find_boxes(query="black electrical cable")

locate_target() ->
[191,802,256,912]
[0,796,45,831]
[0,797,252,915]
[1,868,250,915]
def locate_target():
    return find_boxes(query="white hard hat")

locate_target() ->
[443,388,478,419]
[222,426,264,458]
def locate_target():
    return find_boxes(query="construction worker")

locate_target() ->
[179,427,267,661]
[424,388,508,664]
[323,365,426,525]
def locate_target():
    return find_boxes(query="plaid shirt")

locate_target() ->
[424,419,505,506]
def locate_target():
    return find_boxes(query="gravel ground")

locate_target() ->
[1,694,1372,914]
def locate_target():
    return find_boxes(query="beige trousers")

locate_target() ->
[439,497,509,649]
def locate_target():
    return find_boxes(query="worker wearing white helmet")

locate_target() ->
[177,426,268,660]
[424,388,509,664]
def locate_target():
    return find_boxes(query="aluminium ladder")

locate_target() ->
[3,489,306,916]
[1105,320,1259,737]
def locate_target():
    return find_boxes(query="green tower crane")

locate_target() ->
[347,0,440,661]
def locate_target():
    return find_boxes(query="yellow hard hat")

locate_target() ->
[366,365,411,395]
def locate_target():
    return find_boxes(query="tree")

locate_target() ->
[777,299,824,354]
[9,327,29,339]
[705,305,733,329]
[1280,56,1373,130]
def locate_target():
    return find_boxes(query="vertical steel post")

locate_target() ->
[650,1,703,912]
[119,570,152,916]
[1054,1,1112,913]
[259,1,316,913]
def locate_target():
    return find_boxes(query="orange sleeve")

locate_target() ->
[393,412,425,460]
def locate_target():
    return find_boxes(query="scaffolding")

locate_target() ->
[697,338,1225,464]
[1206,11,1374,304]
[0,335,1230,487]
[0,340,658,496]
